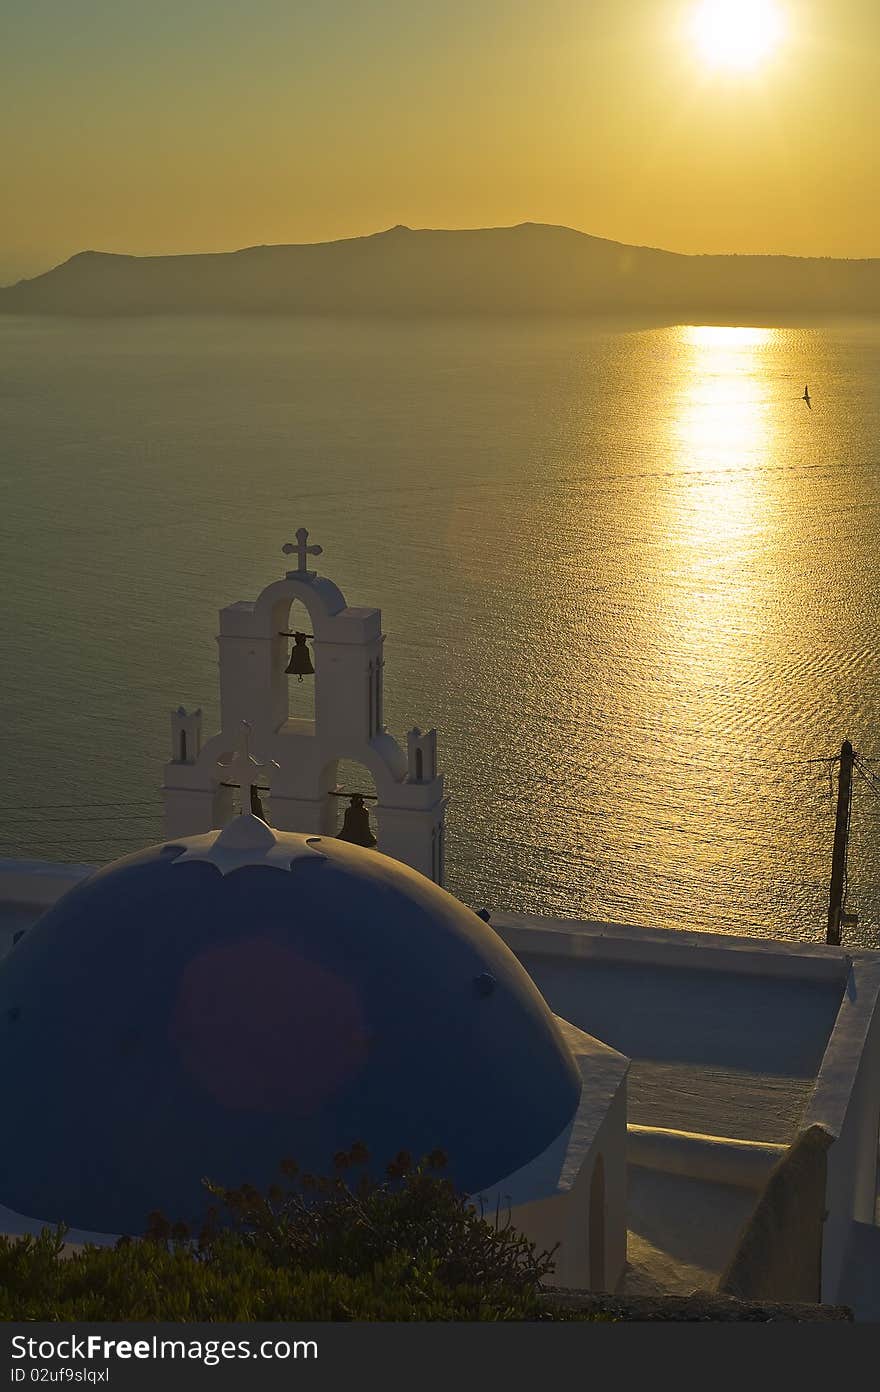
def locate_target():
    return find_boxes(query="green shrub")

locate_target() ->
[0,1227,552,1321]
[185,1146,556,1299]
[1,1149,595,1322]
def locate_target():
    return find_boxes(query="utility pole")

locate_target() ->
[827,739,855,945]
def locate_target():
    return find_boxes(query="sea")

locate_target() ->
[1,313,879,948]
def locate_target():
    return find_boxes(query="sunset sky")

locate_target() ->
[3,0,878,283]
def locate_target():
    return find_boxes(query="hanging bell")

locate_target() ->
[336,793,376,848]
[285,632,315,682]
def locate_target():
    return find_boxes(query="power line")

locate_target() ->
[853,757,880,797]
[0,800,161,813]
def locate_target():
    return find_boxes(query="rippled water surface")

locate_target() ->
[2,315,879,945]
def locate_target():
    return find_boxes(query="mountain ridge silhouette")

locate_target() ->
[2,223,877,316]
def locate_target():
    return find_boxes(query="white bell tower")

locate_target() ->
[162,528,449,884]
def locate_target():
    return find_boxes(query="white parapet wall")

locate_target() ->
[0,858,96,908]
[490,911,853,984]
[0,859,96,960]
[801,952,880,1303]
[491,909,880,1305]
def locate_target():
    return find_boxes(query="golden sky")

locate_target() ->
[2,0,878,282]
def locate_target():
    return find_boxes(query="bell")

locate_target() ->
[285,632,315,682]
[336,793,376,848]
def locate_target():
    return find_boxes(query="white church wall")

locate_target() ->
[497,1080,628,1292]
[218,627,286,735]
[268,793,330,835]
[587,1081,627,1290]
[802,953,880,1302]
[376,804,447,883]
[473,1019,629,1292]
[162,785,232,839]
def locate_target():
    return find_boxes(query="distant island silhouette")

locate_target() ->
[1,223,877,317]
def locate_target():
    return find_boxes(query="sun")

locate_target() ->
[688,0,786,72]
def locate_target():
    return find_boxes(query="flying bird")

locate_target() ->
[802,385,811,408]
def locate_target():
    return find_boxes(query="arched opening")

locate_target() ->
[327,759,379,847]
[415,748,424,781]
[280,599,316,726]
[588,1155,606,1291]
[179,730,187,764]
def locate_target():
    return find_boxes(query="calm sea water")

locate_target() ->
[2,314,879,947]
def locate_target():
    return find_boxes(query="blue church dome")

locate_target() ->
[0,817,581,1234]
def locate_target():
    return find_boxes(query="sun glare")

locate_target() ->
[689,0,786,72]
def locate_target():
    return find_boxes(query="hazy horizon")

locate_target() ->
[3,1,878,286]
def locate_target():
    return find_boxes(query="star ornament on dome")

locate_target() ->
[169,820,327,876]
[169,723,324,875]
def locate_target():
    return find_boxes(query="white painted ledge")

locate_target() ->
[491,911,852,983]
[627,1124,785,1190]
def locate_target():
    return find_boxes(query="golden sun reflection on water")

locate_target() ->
[638,324,786,874]
[673,324,776,549]
[673,327,768,473]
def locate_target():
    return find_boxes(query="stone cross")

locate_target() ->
[219,720,266,815]
[282,527,323,576]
